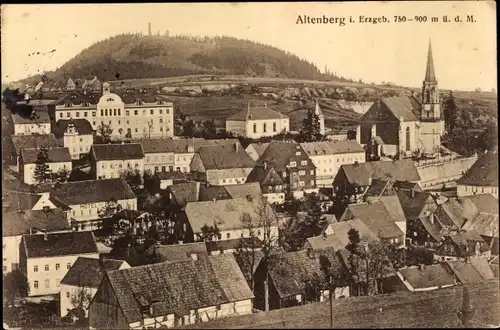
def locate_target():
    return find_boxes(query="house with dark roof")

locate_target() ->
[65,77,76,91]
[257,141,317,198]
[442,258,495,285]
[60,257,130,317]
[246,163,286,204]
[88,254,254,328]
[11,110,51,136]
[433,197,479,236]
[2,209,71,274]
[396,189,440,246]
[190,142,255,186]
[359,41,444,158]
[19,147,72,185]
[49,178,137,231]
[53,119,94,159]
[6,133,63,168]
[2,191,60,212]
[300,140,366,187]
[81,76,102,91]
[166,182,262,207]
[183,197,278,243]
[19,231,99,297]
[333,159,420,201]
[253,247,351,311]
[90,143,145,179]
[245,142,270,162]
[434,230,490,262]
[141,138,239,174]
[225,104,290,139]
[396,264,456,292]
[457,151,499,199]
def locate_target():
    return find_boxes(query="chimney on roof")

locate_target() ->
[212,198,216,203]
[411,188,415,199]
[235,142,239,152]
[418,264,424,272]
[263,161,268,170]
[322,232,327,239]
[43,231,48,241]
[307,247,315,259]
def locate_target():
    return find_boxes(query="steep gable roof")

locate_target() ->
[361,97,421,123]
[50,178,136,205]
[257,141,303,170]
[246,143,270,159]
[224,182,262,199]
[417,156,477,184]
[226,106,288,121]
[444,261,483,284]
[60,257,128,288]
[91,143,144,161]
[144,243,209,262]
[195,143,255,170]
[307,219,378,251]
[168,182,201,205]
[457,151,498,187]
[2,209,70,237]
[462,212,499,238]
[438,198,479,229]
[458,194,499,214]
[469,257,495,280]
[105,254,253,323]
[11,110,50,125]
[20,147,72,164]
[396,190,437,221]
[22,231,98,258]
[141,138,239,154]
[246,164,285,187]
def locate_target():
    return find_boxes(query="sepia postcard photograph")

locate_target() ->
[1,1,498,329]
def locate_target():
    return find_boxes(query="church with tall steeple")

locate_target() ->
[358,39,445,159]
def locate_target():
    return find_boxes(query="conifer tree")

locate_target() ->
[33,146,53,186]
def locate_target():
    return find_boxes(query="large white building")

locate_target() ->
[52,82,174,141]
[90,143,145,179]
[49,178,137,231]
[225,104,289,139]
[20,231,99,297]
[19,147,72,185]
[300,140,366,187]
[53,119,94,159]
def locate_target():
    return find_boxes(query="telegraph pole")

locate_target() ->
[457,286,475,328]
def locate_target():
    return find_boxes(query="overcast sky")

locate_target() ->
[1,2,496,91]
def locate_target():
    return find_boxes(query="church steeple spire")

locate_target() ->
[425,39,437,82]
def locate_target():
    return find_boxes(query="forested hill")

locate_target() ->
[22,34,350,84]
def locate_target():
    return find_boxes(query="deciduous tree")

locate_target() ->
[96,123,113,143]
[3,269,30,306]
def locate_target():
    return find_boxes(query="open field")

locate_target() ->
[184,280,499,329]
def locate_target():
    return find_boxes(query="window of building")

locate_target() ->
[55,263,60,271]
[67,112,71,118]
[126,110,130,116]
[34,265,38,272]
[67,263,71,270]
[134,110,138,115]
[282,172,287,178]
[109,121,112,125]
[166,109,170,114]
[253,124,257,133]
[59,113,63,118]
[34,281,39,289]
[301,160,308,166]
[299,181,305,186]
[299,170,305,175]
[66,292,70,298]
[295,151,301,156]
[84,111,88,117]
[45,279,50,288]
[292,172,298,178]
[150,109,154,115]
[289,161,297,167]
[154,166,159,172]
[45,264,49,271]
[273,122,277,132]
[226,233,230,239]
[118,109,121,116]
[159,118,163,123]
[135,128,138,133]
[56,279,60,287]
[113,109,117,116]
[105,109,108,116]
[263,123,267,133]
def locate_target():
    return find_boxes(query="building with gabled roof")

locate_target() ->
[19,147,72,185]
[88,254,254,329]
[90,143,145,179]
[183,197,278,243]
[253,247,350,311]
[65,77,76,91]
[53,119,94,159]
[20,231,99,297]
[360,41,445,158]
[396,264,456,292]
[246,163,286,204]
[416,155,478,189]
[49,178,137,231]
[5,133,63,168]
[257,141,317,198]
[434,230,490,262]
[225,104,289,139]
[457,151,498,199]
[190,142,255,186]
[2,209,71,274]
[81,76,102,91]
[60,257,130,317]
[11,110,51,136]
